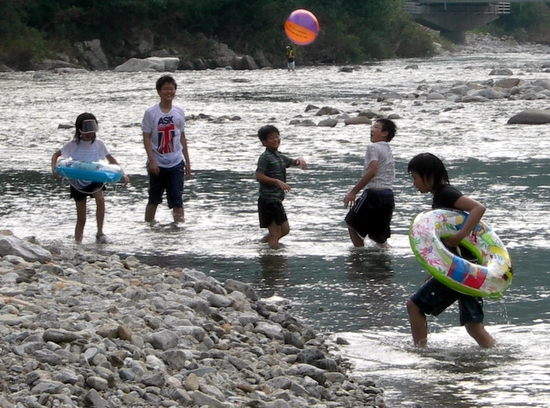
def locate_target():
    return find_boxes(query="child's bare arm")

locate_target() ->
[445,196,486,247]
[344,160,378,208]
[51,150,62,180]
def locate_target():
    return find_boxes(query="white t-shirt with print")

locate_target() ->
[141,104,185,168]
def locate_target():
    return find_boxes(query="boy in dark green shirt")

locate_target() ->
[255,125,306,249]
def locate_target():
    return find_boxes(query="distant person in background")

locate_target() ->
[51,112,129,243]
[343,118,396,248]
[142,75,191,225]
[406,152,496,348]
[286,45,295,71]
[255,125,306,249]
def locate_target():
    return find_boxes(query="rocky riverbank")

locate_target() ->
[0,232,385,408]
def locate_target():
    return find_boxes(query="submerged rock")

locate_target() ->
[508,109,550,125]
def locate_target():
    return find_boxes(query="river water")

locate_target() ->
[2,44,550,407]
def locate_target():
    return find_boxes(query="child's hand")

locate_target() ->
[52,169,61,181]
[295,157,307,169]
[343,192,356,208]
[277,180,290,193]
[443,233,462,248]
[122,174,130,185]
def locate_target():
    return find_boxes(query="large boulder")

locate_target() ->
[113,57,179,72]
[114,58,161,72]
[507,109,550,125]
[253,50,272,68]
[74,39,109,70]
[235,56,258,70]
[146,57,180,72]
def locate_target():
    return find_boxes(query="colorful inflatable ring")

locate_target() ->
[55,158,123,184]
[409,209,513,299]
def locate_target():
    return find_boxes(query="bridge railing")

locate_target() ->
[402,1,511,14]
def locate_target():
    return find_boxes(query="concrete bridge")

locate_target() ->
[402,0,546,43]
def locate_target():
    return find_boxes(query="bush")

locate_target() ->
[0,28,50,70]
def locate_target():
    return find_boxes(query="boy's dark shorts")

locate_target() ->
[345,188,394,244]
[258,198,287,228]
[147,161,184,209]
[70,182,105,202]
[410,278,485,325]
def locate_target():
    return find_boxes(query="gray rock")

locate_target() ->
[508,109,550,124]
[113,58,164,72]
[318,118,338,127]
[0,236,52,262]
[149,329,179,350]
[489,68,513,75]
[344,116,372,125]
[74,39,108,70]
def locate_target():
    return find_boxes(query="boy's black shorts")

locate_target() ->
[258,198,287,228]
[345,188,394,244]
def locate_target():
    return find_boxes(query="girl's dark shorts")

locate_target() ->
[70,182,105,202]
[258,198,287,228]
[147,161,184,209]
[345,188,394,244]
[410,278,485,325]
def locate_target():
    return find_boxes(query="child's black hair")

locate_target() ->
[74,112,97,144]
[407,153,450,190]
[156,75,177,91]
[258,125,279,141]
[376,118,397,141]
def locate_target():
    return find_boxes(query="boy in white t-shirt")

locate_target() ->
[142,75,191,224]
[343,118,396,247]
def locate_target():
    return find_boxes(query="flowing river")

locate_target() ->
[2,41,550,407]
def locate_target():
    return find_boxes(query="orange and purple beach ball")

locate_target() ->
[284,9,319,46]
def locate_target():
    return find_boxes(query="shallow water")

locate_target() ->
[2,47,550,406]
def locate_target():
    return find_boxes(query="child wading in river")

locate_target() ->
[406,152,496,348]
[51,112,129,243]
[255,125,306,249]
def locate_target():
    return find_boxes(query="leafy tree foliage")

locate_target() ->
[0,0,453,68]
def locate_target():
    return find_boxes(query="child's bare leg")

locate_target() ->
[173,207,184,223]
[280,221,290,239]
[267,223,282,249]
[75,199,87,243]
[94,190,105,237]
[145,204,158,223]
[266,221,289,249]
[348,227,365,247]
[465,322,496,348]
[407,298,428,347]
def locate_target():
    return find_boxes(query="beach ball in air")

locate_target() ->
[284,9,319,46]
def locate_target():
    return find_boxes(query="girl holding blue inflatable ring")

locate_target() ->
[51,113,129,243]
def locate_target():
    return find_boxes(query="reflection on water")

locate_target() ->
[345,248,394,280]
[2,53,550,407]
[258,253,289,289]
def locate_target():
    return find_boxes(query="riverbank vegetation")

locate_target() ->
[0,0,549,70]
[483,2,550,44]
